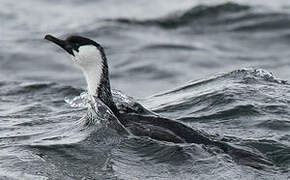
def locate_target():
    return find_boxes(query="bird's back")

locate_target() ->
[118,113,212,144]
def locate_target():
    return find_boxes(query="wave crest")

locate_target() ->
[109,2,250,28]
[108,2,290,33]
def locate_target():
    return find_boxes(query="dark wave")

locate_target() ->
[142,68,290,171]
[256,119,290,131]
[153,68,287,100]
[180,104,260,122]
[110,2,250,29]
[0,81,83,97]
[142,44,201,51]
[229,13,290,32]
[239,139,290,168]
[108,2,290,33]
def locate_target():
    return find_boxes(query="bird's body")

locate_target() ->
[45,34,199,143]
[44,34,274,168]
[118,113,211,144]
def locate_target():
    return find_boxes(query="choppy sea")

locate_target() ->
[1,0,290,179]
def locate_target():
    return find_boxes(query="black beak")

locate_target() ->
[44,34,74,56]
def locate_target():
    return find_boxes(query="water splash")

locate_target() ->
[64,91,91,108]
[87,96,116,126]
[64,91,127,130]
[65,89,152,115]
[252,69,287,84]
[112,90,152,115]
[228,68,288,84]
[64,92,113,124]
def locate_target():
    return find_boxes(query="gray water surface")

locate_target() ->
[1,1,290,179]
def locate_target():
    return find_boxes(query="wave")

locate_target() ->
[109,3,249,28]
[141,68,290,170]
[63,85,280,170]
[107,2,290,32]
[0,68,289,172]
[0,81,82,97]
[154,68,287,96]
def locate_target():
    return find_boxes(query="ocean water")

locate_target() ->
[1,0,290,179]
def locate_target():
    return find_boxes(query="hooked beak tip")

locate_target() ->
[44,34,51,40]
[44,34,75,57]
[44,34,60,43]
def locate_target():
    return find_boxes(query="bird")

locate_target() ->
[44,34,274,168]
[44,34,213,144]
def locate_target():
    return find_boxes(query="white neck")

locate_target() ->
[82,65,102,95]
[72,45,104,96]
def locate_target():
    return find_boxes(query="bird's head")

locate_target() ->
[44,34,112,103]
[44,34,105,71]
